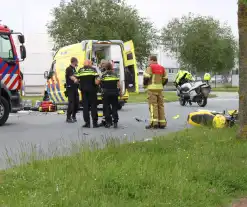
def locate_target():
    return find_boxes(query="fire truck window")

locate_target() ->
[0,34,13,59]
[127,52,133,60]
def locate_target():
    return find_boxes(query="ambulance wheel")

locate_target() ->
[197,97,207,107]
[0,96,10,126]
[179,98,186,106]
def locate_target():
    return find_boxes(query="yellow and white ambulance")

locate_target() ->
[44,40,139,110]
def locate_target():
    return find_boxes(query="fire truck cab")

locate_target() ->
[0,23,26,126]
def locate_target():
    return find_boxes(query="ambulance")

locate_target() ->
[44,40,139,110]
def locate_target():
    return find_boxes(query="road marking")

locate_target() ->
[211,98,238,101]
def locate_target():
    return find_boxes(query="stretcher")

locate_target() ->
[187,109,238,128]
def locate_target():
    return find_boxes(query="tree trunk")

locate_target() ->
[237,1,247,138]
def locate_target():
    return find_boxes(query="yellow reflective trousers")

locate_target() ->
[147,90,167,126]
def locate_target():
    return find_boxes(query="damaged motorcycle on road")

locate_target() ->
[174,71,211,107]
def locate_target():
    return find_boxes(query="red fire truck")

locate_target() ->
[0,23,26,126]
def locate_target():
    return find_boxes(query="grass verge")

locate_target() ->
[212,87,239,92]
[1,127,246,207]
[128,92,217,103]
[21,93,217,105]
[21,96,43,105]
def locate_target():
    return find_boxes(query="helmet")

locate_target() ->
[204,73,211,81]
[213,115,226,128]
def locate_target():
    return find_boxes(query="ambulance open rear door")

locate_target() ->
[123,40,139,93]
[85,40,93,61]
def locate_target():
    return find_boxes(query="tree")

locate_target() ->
[160,13,237,75]
[237,0,247,138]
[47,0,158,65]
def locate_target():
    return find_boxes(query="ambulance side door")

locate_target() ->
[85,40,93,61]
[123,40,139,93]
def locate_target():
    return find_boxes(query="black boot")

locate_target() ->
[113,122,118,128]
[93,122,100,128]
[105,123,111,128]
[82,123,90,128]
[145,124,159,129]
[72,117,77,122]
[66,118,74,123]
[159,125,166,129]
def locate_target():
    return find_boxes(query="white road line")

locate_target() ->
[211,98,238,101]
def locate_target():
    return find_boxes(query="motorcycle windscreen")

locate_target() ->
[123,40,139,93]
[187,111,215,127]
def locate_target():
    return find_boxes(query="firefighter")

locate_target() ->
[76,60,100,128]
[100,62,122,128]
[143,55,168,129]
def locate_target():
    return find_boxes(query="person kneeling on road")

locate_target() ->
[100,62,122,128]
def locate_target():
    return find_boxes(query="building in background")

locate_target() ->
[14,33,54,95]
[152,45,179,82]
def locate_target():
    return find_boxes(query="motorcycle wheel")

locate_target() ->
[197,97,207,107]
[179,97,186,106]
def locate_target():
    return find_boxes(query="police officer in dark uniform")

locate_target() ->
[65,57,79,123]
[98,60,112,127]
[77,60,100,128]
[100,62,122,128]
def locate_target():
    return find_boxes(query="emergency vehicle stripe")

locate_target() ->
[54,72,65,102]
[6,74,17,88]
[13,81,19,90]
[10,64,18,78]
[4,65,16,86]
[1,74,8,83]
[50,79,60,102]
[0,57,20,90]
[2,65,12,78]
[47,81,55,102]
[56,83,65,101]
[0,63,9,75]
[9,75,19,89]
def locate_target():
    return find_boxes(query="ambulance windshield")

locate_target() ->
[0,34,14,60]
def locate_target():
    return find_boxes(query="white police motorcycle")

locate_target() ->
[175,72,211,107]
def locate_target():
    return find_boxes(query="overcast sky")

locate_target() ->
[1,0,238,37]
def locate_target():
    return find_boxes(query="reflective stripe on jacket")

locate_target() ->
[144,64,167,90]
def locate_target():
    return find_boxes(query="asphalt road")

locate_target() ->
[0,92,238,169]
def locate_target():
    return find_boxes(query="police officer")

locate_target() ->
[77,60,100,128]
[65,57,79,123]
[100,62,121,128]
[98,60,112,127]
[143,55,168,129]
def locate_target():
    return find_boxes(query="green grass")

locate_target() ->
[21,93,217,105]
[212,84,239,92]
[128,92,217,103]
[1,127,247,207]
[21,96,42,105]
[212,87,239,92]
[128,91,178,103]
